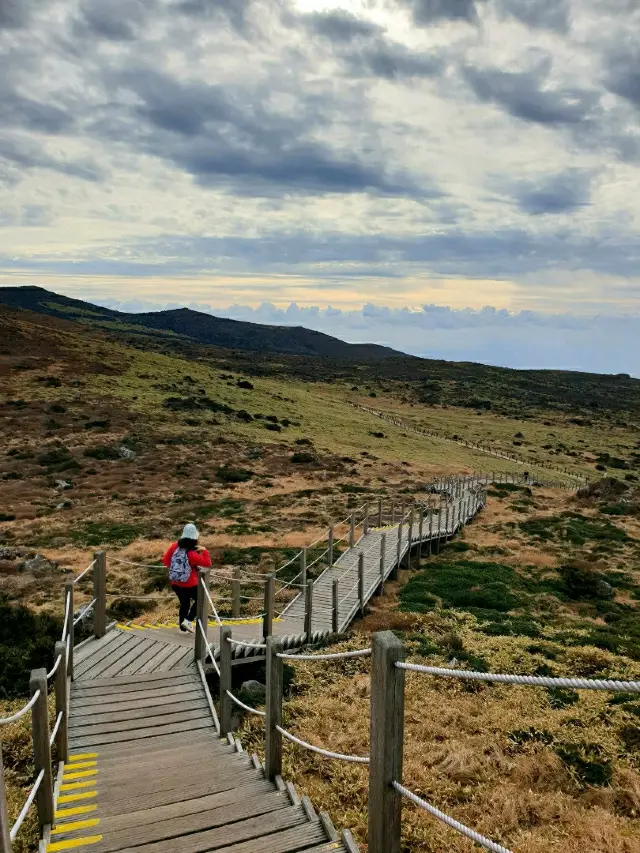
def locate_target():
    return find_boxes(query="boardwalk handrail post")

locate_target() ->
[332,579,339,634]
[377,498,383,527]
[358,552,365,616]
[64,581,75,680]
[265,636,284,780]
[406,508,414,568]
[54,640,69,764]
[445,503,450,539]
[304,580,313,639]
[219,626,233,737]
[93,550,107,639]
[328,525,334,568]
[391,519,402,581]
[0,746,12,853]
[377,533,386,596]
[194,569,209,664]
[363,505,369,535]
[263,574,275,641]
[29,668,54,830]
[368,631,405,853]
[300,547,307,587]
[390,501,395,525]
[349,514,355,548]
[427,510,433,557]
[232,568,241,619]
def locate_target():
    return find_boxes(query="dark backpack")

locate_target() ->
[169,547,191,583]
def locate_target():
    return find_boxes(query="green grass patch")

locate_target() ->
[71,521,144,547]
[519,511,632,546]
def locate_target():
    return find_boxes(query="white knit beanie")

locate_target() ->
[181,523,199,540]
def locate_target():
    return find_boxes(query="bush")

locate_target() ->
[236,410,253,422]
[107,598,153,621]
[291,452,316,464]
[84,420,110,430]
[265,415,279,423]
[265,423,282,432]
[0,598,62,698]
[71,521,143,546]
[84,445,121,461]
[237,380,254,390]
[216,467,253,484]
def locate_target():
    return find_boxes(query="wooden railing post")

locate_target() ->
[377,498,383,527]
[29,669,54,830]
[445,503,450,539]
[436,500,443,552]
[358,553,365,616]
[265,636,284,781]
[363,505,369,535]
[377,533,386,595]
[328,525,334,567]
[349,514,355,548]
[219,626,233,737]
[368,631,405,853]
[0,746,12,853]
[231,568,241,619]
[391,519,402,581]
[54,640,68,764]
[263,575,275,641]
[427,510,433,557]
[390,501,395,525]
[93,550,106,639]
[300,548,307,588]
[406,508,414,568]
[332,580,339,634]
[64,581,74,680]
[304,580,313,639]
[194,569,209,664]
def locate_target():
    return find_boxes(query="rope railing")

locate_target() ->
[225,690,266,717]
[73,598,97,627]
[46,654,63,681]
[200,579,222,625]
[60,591,71,641]
[275,725,370,764]
[277,648,371,661]
[395,662,640,693]
[73,560,96,584]
[49,711,64,748]
[196,619,220,676]
[392,782,514,853]
[227,637,267,650]
[0,691,41,726]
[9,769,45,842]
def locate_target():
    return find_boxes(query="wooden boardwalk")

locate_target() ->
[50,650,355,853]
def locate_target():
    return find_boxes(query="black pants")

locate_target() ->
[172,584,197,628]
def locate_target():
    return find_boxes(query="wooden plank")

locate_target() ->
[69,706,209,737]
[74,633,135,679]
[76,634,147,681]
[95,807,309,853]
[68,730,219,760]
[71,682,201,708]
[161,822,329,853]
[146,643,191,673]
[74,631,121,667]
[95,775,271,817]
[97,635,161,679]
[68,699,208,727]
[168,647,194,671]
[69,716,214,748]
[72,672,197,696]
[69,689,205,718]
[136,640,184,674]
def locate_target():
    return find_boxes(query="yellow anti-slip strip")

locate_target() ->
[62,769,97,781]
[68,753,99,762]
[56,805,97,819]
[47,835,103,852]
[51,818,100,836]
[58,790,97,803]
[60,780,96,792]
[63,761,96,771]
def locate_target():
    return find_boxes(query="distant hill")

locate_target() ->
[0,286,403,361]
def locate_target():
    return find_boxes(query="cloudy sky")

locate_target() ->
[1,0,640,372]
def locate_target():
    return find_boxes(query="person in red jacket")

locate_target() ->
[162,523,212,632]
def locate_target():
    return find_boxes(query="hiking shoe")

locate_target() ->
[181,620,195,633]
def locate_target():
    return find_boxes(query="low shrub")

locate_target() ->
[291,452,315,464]
[215,467,253,484]
[84,445,121,461]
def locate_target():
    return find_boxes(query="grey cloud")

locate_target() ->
[605,51,640,109]
[0,0,33,28]
[347,41,445,79]
[396,0,484,26]
[463,59,600,125]
[513,170,591,215]
[76,0,150,41]
[0,135,104,182]
[0,87,73,135]
[495,0,570,33]
[172,0,253,34]
[302,9,382,42]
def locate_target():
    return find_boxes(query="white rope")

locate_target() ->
[73,598,97,626]
[105,592,165,599]
[396,662,640,693]
[276,725,369,764]
[74,560,96,583]
[61,591,71,641]
[226,637,267,650]
[201,580,222,625]
[49,710,64,747]
[225,690,266,717]
[393,782,514,853]
[219,612,267,622]
[196,619,221,676]
[10,769,45,841]
[274,551,303,574]
[306,548,329,570]
[0,690,41,725]
[47,654,63,680]
[277,648,371,661]
[110,557,163,568]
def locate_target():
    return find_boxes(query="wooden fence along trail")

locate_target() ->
[4,471,637,853]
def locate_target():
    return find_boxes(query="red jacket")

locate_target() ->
[162,542,212,588]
